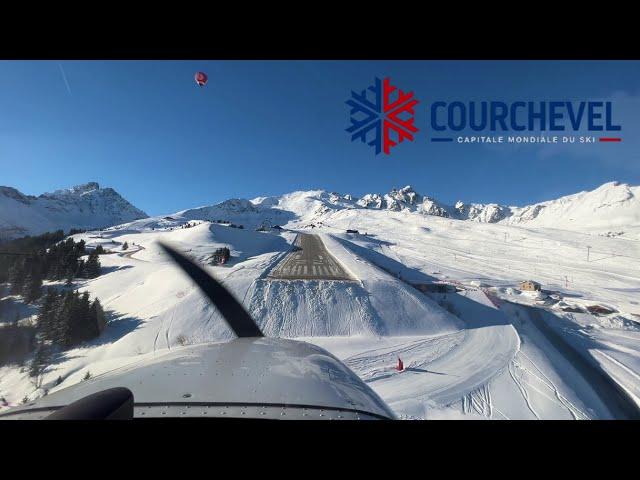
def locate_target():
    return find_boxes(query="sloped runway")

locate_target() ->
[268,234,355,281]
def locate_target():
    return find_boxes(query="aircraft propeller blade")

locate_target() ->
[158,242,264,338]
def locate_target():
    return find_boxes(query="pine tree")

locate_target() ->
[59,291,101,346]
[78,292,97,341]
[8,260,25,295]
[53,291,73,347]
[63,253,78,279]
[48,254,62,280]
[38,288,60,342]
[84,253,101,279]
[22,269,43,303]
[95,245,105,255]
[122,241,129,251]
[91,298,107,334]
[29,342,52,388]
[75,258,86,278]
[66,291,82,346]
[65,268,74,286]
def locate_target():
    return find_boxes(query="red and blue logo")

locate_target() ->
[346,77,419,155]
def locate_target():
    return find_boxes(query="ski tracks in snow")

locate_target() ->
[508,360,540,419]
[343,323,519,417]
[510,351,590,420]
[462,384,511,419]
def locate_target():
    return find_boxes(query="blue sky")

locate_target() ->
[1,60,639,215]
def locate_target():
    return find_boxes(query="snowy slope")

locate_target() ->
[503,181,640,231]
[2,181,640,419]
[0,182,147,241]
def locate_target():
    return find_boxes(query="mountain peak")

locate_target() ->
[46,182,101,197]
[0,186,30,203]
[0,182,147,241]
[71,181,100,193]
[599,180,621,188]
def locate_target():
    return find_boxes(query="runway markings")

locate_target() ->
[268,234,355,281]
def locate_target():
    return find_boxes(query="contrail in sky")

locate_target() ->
[58,62,72,96]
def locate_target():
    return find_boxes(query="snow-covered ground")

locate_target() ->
[2,184,639,419]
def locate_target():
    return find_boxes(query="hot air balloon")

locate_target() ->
[194,71,208,87]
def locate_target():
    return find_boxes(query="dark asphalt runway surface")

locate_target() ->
[268,234,355,281]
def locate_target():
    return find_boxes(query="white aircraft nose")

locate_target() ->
[0,338,396,420]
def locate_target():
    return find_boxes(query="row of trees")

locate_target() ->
[6,237,102,303]
[38,288,107,348]
[0,288,108,368]
[0,230,66,283]
[180,222,200,229]
[1,230,109,380]
[25,289,107,383]
[212,220,244,229]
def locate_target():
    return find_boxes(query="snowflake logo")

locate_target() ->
[346,77,419,155]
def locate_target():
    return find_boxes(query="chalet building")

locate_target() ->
[519,280,541,292]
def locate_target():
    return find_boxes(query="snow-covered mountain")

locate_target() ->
[502,182,640,231]
[256,182,639,233]
[354,186,452,217]
[249,182,639,234]
[107,181,640,238]
[3,180,638,242]
[0,182,147,241]
[347,182,640,232]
